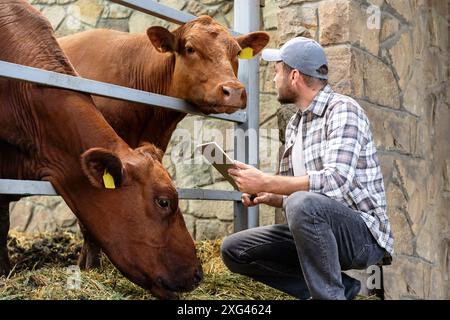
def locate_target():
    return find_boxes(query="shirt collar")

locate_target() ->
[303,84,334,117]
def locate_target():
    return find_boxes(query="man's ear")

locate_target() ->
[81,148,123,189]
[236,32,270,56]
[146,26,177,53]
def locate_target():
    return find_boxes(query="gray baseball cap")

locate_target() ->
[262,37,328,80]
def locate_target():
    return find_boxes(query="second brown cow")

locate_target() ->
[58,15,270,268]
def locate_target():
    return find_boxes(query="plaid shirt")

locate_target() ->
[280,85,394,255]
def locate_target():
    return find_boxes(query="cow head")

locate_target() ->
[63,143,201,299]
[146,15,270,114]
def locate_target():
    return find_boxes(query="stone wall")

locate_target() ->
[9,0,449,299]
[275,0,449,300]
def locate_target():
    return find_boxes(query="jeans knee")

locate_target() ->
[285,192,319,225]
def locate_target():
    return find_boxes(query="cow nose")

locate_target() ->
[221,85,247,107]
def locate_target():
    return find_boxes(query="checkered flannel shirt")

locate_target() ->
[280,85,394,255]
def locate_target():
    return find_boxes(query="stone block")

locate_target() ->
[129,11,175,33]
[160,0,186,11]
[380,16,399,42]
[9,200,34,232]
[73,0,103,26]
[385,183,414,255]
[42,5,66,30]
[392,159,430,237]
[326,46,400,107]
[56,0,77,4]
[174,162,214,188]
[32,0,56,4]
[260,93,280,125]
[319,0,380,55]
[383,255,433,299]
[262,0,278,30]
[278,0,311,8]
[259,204,275,226]
[260,63,277,94]
[101,3,132,19]
[259,133,281,174]
[96,18,129,32]
[195,219,232,240]
[444,160,450,192]
[361,101,417,154]
[182,213,195,238]
[325,46,364,98]
[188,200,233,220]
[378,154,394,185]
[362,52,400,108]
[55,13,92,37]
[277,4,317,43]
[385,0,414,22]
[388,31,413,90]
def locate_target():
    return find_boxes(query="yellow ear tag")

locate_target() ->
[103,169,116,189]
[238,47,253,59]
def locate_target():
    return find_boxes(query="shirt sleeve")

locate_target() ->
[308,101,368,198]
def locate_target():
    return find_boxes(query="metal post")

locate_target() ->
[234,0,261,231]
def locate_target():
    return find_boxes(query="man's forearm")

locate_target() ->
[263,174,310,196]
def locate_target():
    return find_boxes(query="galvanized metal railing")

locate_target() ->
[0,0,263,231]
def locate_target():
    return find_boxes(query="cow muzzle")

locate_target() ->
[152,265,203,299]
[218,81,247,108]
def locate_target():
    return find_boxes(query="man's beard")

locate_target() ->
[277,83,298,104]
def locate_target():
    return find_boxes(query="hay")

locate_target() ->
[0,231,375,300]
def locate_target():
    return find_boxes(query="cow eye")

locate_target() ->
[186,46,195,54]
[156,198,170,209]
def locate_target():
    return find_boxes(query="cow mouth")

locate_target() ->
[200,104,245,115]
[150,277,199,300]
[151,284,180,300]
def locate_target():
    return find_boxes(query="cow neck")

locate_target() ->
[123,34,188,150]
[23,86,128,178]
[128,34,175,96]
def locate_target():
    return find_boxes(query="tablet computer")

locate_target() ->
[196,142,239,190]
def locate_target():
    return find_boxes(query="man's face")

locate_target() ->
[273,62,298,104]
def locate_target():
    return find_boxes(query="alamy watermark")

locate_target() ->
[169,119,281,172]
[366,265,382,290]
[366,5,381,30]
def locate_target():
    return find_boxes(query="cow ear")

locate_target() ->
[81,148,123,189]
[236,32,270,56]
[147,26,176,53]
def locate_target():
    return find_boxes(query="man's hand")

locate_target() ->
[228,161,269,194]
[241,192,283,208]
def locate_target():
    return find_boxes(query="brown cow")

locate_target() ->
[0,0,201,299]
[59,16,269,151]
[58,15,270,268]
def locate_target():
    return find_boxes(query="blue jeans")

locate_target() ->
[221,191,386,300]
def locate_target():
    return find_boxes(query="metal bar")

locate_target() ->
[178,189,242,201]
[110,0,195,25]
[0,60,246,124]
[0,179,241,201]
[0,180,57,196]
[234,0,261,230]
[234,0,260,231]
[110,0,241,36]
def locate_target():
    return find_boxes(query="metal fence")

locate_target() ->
[0,0,262,232]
